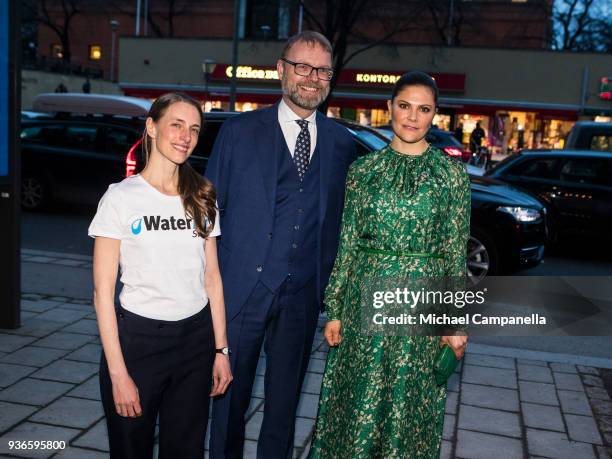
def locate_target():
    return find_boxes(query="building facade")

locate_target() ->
[119,38,611,151]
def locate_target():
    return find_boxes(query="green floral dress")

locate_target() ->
[309,145,470,459]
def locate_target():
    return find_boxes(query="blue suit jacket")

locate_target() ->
[205,103,357,320]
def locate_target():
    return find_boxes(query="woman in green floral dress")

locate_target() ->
[309,72,470,459]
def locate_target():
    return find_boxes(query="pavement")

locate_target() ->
[0,251,611,458]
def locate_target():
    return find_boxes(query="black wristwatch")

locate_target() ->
[215,347,231,355]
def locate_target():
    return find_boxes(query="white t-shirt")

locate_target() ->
[88,174,220,321]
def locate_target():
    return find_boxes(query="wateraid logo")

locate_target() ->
[131,218,142,235]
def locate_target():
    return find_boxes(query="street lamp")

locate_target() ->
[202,59,216,108]
[110,19,119,82]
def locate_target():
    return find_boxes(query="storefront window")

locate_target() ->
[541,119,574,149]
[456,114,490,151]
[433,114,451,131]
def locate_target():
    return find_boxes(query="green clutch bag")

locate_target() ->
[433,344,458,386]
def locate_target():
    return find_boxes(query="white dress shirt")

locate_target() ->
[278,99,317,160]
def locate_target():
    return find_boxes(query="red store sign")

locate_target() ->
[210,64,465,93]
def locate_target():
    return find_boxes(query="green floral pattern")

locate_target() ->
[309,145,470,459]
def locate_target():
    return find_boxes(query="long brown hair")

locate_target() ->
[141,92,216,238]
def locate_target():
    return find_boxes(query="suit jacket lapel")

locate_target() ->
[317,111,333,225]
[255,103,281,212]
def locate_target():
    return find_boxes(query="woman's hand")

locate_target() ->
[210,354,233,397]
[440,334,468,360]
[111,372,142,417]
[324,320,342,347]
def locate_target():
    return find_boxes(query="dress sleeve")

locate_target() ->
[442,165,471,277]
[324,166,360,322]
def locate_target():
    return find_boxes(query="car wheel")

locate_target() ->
[21,174,49,210]
[467,228,499,282]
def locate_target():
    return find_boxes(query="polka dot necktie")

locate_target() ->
[294,119,311,180]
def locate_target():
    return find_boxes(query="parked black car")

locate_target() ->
[564,121,612,151]
[484,149,612,241]
[20,115,143,210]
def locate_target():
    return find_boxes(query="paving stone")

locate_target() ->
[517,364,553,383]
[519,381,558,406]
[296,393,319,419]
[517,358,548,367]
[443,413,455,441]
[462,365,517,389]
[302,372,323,395]
[445,391,458,415]
[71,419,109,451]
[585,385,611,401]
[35,308,90,324]
[3,319,66,338]
[21,293,45,300]
[0,363,37,388]
[31,396,104,429]
[0,346,68,367]
[294,417,314,448]
[245,411,263,441]
[526,429,596,459]
[446,372,460,392]
[67,375,100,401]
[464,354,515,370]
[559,389,592,415]
[27,256,60,263]
[47,296,72,302]
[244,440,258,456]
[592,400,612,417]
[57,302,93,312]
[440,439,452,459]
[565,414,603,445]
[578,366,600,376]
[0,334,37,353]
[554,372,584,392]
[461,383,519,412]
[458,404,521,437]
[456,429,524,459]
[54,446,109,459]
[251,375,265,398]
[550,362,578,374]
[64,344,101,363]
[0,422,81,458]
[0,401,38,432]
[310,352,327,360]
[521,402,565,431]
[34,332,94,351]
[62,319,99,336]
[20,299,62,313]
[31,359,98,384]
[305,358,325,374]
[21,311,38,320]
[247,396,264,417]
[52,259,86,267]
[0,378,73,406]
[255,358,266,377]
[582,375,605,388]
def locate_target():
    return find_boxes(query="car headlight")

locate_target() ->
[497,206,541,222]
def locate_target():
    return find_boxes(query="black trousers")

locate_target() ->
[100,305,215,459]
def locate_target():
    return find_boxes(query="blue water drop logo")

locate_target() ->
[131,218,142,235]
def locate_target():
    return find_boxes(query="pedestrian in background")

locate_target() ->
[89,92,232,459]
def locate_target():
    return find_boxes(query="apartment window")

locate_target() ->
[246,0,279,39]
[89,45,102,60]
[50,44,63,59]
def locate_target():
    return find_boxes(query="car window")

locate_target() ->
[559,158,611,186]
[64,125,99,149]
[194,120,224,158]
[104,127,141,156]
[20,124,65,146]
[509,158,557,179]
[589,135,612,152]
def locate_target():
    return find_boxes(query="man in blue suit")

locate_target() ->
[205,31,357,459]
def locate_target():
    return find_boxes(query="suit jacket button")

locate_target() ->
[267,233,273,239]
[256,266,263,272]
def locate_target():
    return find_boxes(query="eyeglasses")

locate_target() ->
[280,57,334,81]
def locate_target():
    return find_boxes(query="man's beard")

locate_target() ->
[282,76,330,110]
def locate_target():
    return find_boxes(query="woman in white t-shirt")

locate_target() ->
[89,92,232,459]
